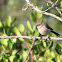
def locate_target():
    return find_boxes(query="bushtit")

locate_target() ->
[36,22,60,36]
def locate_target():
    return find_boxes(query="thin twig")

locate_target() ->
[22,4,29,11]
[55,0,58,4]
[0,36,62,41]
[44,0,58,12]
[25,0,62,21]
[46,0,62,15]
[44,6,53,12]
[23,38,35,62]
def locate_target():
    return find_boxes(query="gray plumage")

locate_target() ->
[36,22,60,36]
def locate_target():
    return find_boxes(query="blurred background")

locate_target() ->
[0,0,62,37]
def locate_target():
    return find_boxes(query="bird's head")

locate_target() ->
[36,23,44,29]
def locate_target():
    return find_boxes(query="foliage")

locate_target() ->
[0,14,62,62]
[0,2,62,62]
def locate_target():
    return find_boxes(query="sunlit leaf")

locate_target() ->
[33,25,36,31]
[12,27,24,41]
[0,20,3,28]
[9,56,15,62]
[36,6,43,10]
[27,21,33,32]
[43,42,46,47]
[11,50,17,56]
[37,57,43,62]
[0,55,2,60]
[8,41,13,50]
[5,16,12,27]
[51,51,55,58]
[36,6,43,19]
[23,51,28,60]
[13,56,17,62]
[17,55,23,62]
[1,30,9,46]
[61,1,62,10]
[34,30,39,36]
[11,38,17,44]
[45,49,51,57]
[3,58,8,62]
[37,13,43,19]
[47,58,53,62]
[18,24,25,32]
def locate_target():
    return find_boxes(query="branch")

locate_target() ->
[24,0,62,21]
[46,0,62,15]
[23,38,35,62]
[44,6,53,12]
[0,36,62,41]
[44,0,58,12]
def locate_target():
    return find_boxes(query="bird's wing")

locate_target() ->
[44,23,53,30]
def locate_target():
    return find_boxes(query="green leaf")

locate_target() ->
[23,51,28,60]
[17,55,23,62]
[12,27,22,36]
[43,42,46,47]
[12,17,16,24]
[1,30,9,46]
[49,41,53,49]
[13,56,17,62]
[34,30,39,36]
[52,58,56,62]
[33,25,36,31]
[37,13,43,19]
[11,50,17,56]
[0,55,2,60]
[0,20,3,28]
[3,58,8,62]
[9,56,15,62]
[61,1,62,10]
[36,6,43,10]
[0,20,3,31]
[39,51,45,56]
[8,41,13,50]
[11,38,17,44]
[37,57,43,62]
[12,27,24,41]
[30,12,37,22]
[5,16,12,27]
[11,17,16,27]
[18,24,25,32]
[55,44,62,55]
[27,21,33,32]
[36,6,43,19]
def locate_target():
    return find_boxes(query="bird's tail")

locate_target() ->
[51,30,60,36]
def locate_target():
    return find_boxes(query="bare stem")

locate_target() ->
[23,38,35,62]
[0,36,62,41]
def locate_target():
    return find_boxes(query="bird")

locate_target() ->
[36,22,60,36]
